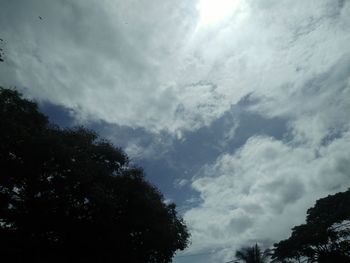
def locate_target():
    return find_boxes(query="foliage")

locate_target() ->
[235,243,270,263]
[0,88,190,263]
[0,38,4,62]
[272,189,350,263]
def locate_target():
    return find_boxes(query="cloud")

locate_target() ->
[2,0,349,137]
[0,0,201,133]
[174,178,190,189]
[1,1,350,262]
[183,133,350,259]
[173,2,350,261]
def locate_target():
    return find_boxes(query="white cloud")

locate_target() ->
[174,2,350,260]
[2,0,349,137]
[183,132,350,260]
[0,0,200,133]
[174,178,190,188]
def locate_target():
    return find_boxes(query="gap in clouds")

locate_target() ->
[38,98,289,211]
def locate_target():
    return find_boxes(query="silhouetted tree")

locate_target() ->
[272,189,350,263]
[0,88,190,263]
[235,243,270,263]
[0,38,4,62]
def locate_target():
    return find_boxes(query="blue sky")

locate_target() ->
[1,0,350,262]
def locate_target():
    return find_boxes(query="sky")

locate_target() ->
[0,0,350,262]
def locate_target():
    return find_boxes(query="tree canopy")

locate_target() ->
[0,87,190,263]
[272,189,350,263]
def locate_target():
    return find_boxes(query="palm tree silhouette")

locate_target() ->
[235,244,270,263]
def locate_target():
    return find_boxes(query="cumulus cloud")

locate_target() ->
[183,133,350,259]
[173,1,350,261]
[2,0,349,136]
[178,1,350,258]
[0,0,200,133]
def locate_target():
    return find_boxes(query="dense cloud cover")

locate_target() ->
[1,0,350,262]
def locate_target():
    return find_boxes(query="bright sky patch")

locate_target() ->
[197,0,240,26]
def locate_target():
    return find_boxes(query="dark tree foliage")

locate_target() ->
[272,189,350,263]
[0,88,190,263]
[0,38,4,62]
